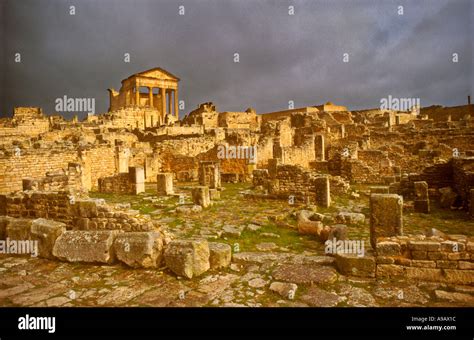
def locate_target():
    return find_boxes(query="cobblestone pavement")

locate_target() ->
[1,183,473,307]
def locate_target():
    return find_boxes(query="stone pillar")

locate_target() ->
[199,161,221,189]
[148,87,153,107]
[414,181,430,213]
[135,87,139,106]
[314,176,330,208]
[315,134,325,161]
[157,173,174,195]
[168,90,172,116]
[370,194,403,249]
[116,147,130,173]
[161,88,167,118]
[129,167,145,194]
[174,89,179,119]
[192,186,210,208]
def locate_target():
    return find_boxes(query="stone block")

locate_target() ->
[335,253,376,278]
[376,256,395,264]
[209,189,220,200]
[441,240,464,252]
[74,200,98,218]
[405,267,444,282]
[128,167,145,194]
[411,250,428,260]
[314,176,330,208]
[411,260,436,268]
[6,218,34,240]
[208,242,231,269]
[157,173,174,195]
[297,220,323,236]
[408,241,440,252]
[270,282,298,299]
[164,239,210,279]
[427,252,447,260]
[114,231,163,268]
[458,261,474,270]
[443,269,474,284]
[191,186,210,208]
[52,230,119,264]
[30,218,66,259]
[436,260,458,269]
[369,194,403,249]
[376,241,401,256]
[0,216,11,240]
[376,264,405,278]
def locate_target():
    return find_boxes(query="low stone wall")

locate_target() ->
[22,163,85,195]
[0,216,231,277]
[375,235,474,284]
[98,167,145,195]
[0,191,154,231]
[253,164,350,201]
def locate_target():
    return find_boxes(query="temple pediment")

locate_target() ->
[134,67,180,81]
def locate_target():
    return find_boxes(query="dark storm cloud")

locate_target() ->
[0,0,472,118]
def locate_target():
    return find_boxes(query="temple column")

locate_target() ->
[168,90,172,116]
[135,86,139,106]
[148,87,153,107]
[174,89,179,119]
[161,88,167,118]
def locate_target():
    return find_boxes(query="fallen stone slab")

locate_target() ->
[222,225,242,238]
[114,231,164,268]
[335,212,365,225]
[232,252,292,264]
[52,230,119,264]
[164,239,210,279]
[272,264,338,284]
[176,205,203,214]
[300,287,343,307]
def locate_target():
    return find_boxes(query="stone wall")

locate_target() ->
[0,191,154,232]
[22,163,85,195]
[98,167,145,195]
[376,235,474,284]
[0,148,79,194]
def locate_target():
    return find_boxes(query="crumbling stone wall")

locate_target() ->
[376,235,474,284]
[98,167,145,195]
[22,163,85,195]
[0,148,78,194]
[0,191,154,232]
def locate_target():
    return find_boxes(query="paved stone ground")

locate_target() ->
[1,254,473,307]
[1,183,473,307]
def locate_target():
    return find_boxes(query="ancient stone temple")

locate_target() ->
[107,67,180,128]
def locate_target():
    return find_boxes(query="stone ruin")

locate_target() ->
[0,66,473,306]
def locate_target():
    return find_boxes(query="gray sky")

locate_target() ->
[1,0,472,119]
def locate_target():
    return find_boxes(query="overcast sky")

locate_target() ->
[0,0,472,119]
